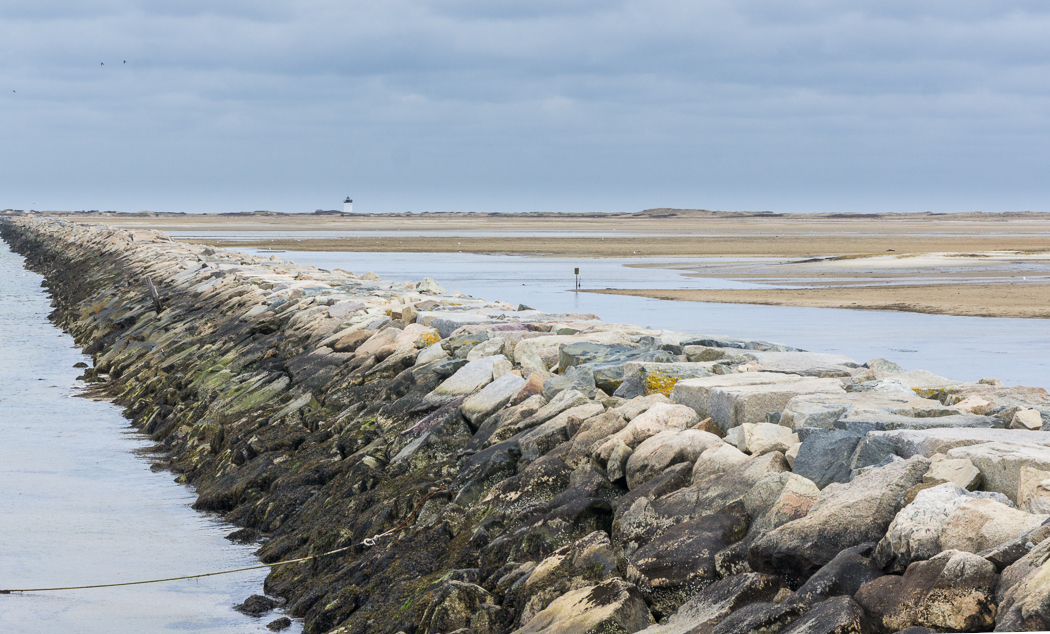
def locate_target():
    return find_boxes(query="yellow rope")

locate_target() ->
[0,545,351,594]
[1,487,447,595]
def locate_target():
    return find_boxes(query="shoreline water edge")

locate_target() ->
[4,216,1050,633]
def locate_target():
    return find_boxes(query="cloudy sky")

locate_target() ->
[2,1,1049,214]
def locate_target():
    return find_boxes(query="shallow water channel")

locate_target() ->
[0,243,299,633]
[253,249,1050,389]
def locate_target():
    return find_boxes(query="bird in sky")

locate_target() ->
[101,62,104,66]
[123,60,126,64]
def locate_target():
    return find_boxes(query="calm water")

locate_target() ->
[0,242,299,634]
[253,249,1050,389]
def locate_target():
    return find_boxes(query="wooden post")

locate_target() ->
[574,267,580,291]
[146,276,162,314]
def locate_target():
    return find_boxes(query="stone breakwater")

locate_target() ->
[5,217,1050,634]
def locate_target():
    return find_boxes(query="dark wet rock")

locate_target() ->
[636,572,783,634]
[266,617,292,631]
[854,549,998,633]
[792,429,865,489]
[780,596,870,634]
[708,601,803,634]
[514,578,653,634]
[787,543,883,609]
[995,535,1050,627]
[505,530,619,627]
[416,579,498,634]
[235,594,278,617]
[749,457,930,583]
[626,514,748,618]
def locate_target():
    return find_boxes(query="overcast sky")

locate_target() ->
[2,1,1049,214]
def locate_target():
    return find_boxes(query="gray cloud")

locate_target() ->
[1,1,1049,213]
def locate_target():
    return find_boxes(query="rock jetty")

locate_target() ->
[4,216,1050,633]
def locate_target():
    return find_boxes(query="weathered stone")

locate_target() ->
[515,531,619,627]
[855,550,998,633]
[672,373,810,420]
[461,373,527,426]
[626,514,748,618]
[614,394,672,421]
[563,410,629,468]
[467,336,508,361]
[744,422,798,456]
[607,440,633,483]
[235,594,277,616]
[780,392,962,430]
[416,580,497,634]
[788,543,884,609]
[328,300,365,319]
[743,472,820,536]
[594,404,699,464]
[749,456,930,582]
[415,341,450,365]
[744,350,860,378]
[709,378,846,429]
[923,456,981,491]
[940,497,1048,554]
[331,328,375,352]
[634,573,783,634]
[542,365,596,400]
[415,277,446,294]
[868,428,1050,460]
[419,355,507,409]
[792,430,865,490]
[947,441,1050,502]
[1019,466,1050,514]
[518,403,605,463]
[996,537,1050,630]
[512,578,653,634]
[779,596,870,634]
[873,482,970,573]
[708,601,803,634]
[691,443,750,484]
[625,429,723,490]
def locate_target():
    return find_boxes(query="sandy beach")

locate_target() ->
[32,208,1050,319]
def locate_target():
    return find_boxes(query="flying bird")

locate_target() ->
[101,62,104,66]
[123,60,126,64]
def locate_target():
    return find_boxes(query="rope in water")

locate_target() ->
[1,487,447,595]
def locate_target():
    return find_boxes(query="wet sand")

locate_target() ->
[588,283,1050,319]
[35,208,1050,318]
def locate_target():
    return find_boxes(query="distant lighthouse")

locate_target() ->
[343,197,353,213]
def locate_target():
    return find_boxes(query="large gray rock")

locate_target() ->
[743,472,820,536]
[1019,466,1050,514]
[512,578,653,634]
[873,482,971,573]
[947,441,1050,502]
[419,355,507,408]
[708,378,846,429]
[996,537,1050,630]
[672,373,810,420]
[780,391,979,429]
[855,550,998,633]
[743,350,860,378]
[594,404,699,464]
[791,430,865,489]
[866,428,1050,460]
[518,403,605,463]
[635,573,783,634]
[542,365,597,400]
[615,362,720,400]
[460,373,527,425]
[563,410,629,468]
[625,429,723,490]
[939,497,1048,554]
[749,456,930,581]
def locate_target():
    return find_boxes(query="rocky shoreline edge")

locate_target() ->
[4,216,1050,634]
